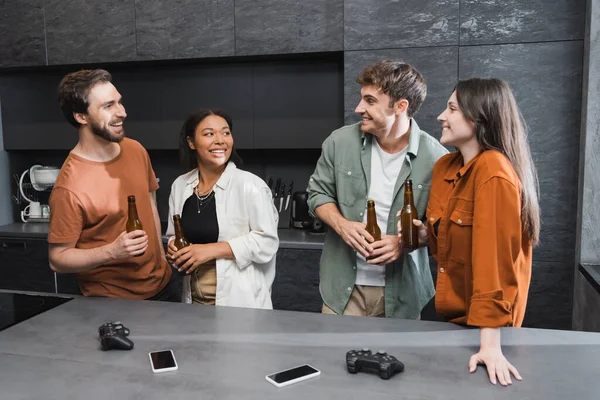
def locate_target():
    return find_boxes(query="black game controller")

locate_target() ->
[346,348,404,379]
[98,321,134,351]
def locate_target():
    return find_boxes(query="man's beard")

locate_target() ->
[90,119,125,143]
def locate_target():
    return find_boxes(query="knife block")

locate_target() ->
[273,197,292,229]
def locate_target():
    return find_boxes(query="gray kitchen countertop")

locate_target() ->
[0,222,324,250]
[0,292,598,399]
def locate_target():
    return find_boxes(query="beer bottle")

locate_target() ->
[365,200,381,241]
[126,195,144,257]
[172,214,191,250]
[399,180,419,250]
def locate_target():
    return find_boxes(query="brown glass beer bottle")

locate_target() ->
[126,195,144,257]
[365,200,382,241]
[400,180,419,250]
[172,214,191,250]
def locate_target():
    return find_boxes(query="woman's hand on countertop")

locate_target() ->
[469,327,522,386]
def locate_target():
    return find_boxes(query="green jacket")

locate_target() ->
[308,121,448,318]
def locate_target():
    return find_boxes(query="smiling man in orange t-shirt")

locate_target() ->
[48,69,178,301]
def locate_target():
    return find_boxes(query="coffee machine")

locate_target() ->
[18,165,58,223]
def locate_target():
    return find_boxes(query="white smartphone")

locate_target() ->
[149,350,178,373]
[265,364,321,388]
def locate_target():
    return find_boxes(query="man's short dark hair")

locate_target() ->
[58,69,112,128]
[356,60,427,118]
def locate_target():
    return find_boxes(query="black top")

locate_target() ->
[181,192,219,244]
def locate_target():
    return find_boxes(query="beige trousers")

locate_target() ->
[322,285,385,317]
[191,261,217,305]
[322,285,421,319]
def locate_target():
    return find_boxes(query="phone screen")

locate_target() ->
[150,350,176,370]
[268,365,319,384]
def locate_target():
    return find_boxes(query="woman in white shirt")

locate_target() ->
[166,109,279,308]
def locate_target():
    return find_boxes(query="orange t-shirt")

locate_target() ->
[48,138,171,299]
[427,150,532,327]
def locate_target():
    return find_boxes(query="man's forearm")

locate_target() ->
[50,244,115,273]
[315,202,346,235]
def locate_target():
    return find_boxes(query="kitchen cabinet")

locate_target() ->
[2,58,342,150]
[272,248,322,312]
[44,0,136,65]
[0,1,47,68]
[252,61,343,149]
[55,273,82,295]
[0,236,81,295]
[111,64,254,150]
[135,0,235,61]
[0,70,79,150]
[0,237,55,293]
[234,0,343,56]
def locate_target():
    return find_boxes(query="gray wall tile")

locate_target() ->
[459,41,584,263]
[45,0,136,65]
[235,0,343,56]
[460,0,586,45]
[0,1,46,67]
[135,0,234,60]
[573,269,600,332]
[579,0,600,263]
[344,0,459,50]
[344,47,458,139]
[523,261,573,330]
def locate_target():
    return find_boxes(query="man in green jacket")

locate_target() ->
[308,60,448,319]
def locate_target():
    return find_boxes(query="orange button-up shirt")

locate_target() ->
[427,150,532,327]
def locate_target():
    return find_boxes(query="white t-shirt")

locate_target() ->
[355,139,407,286]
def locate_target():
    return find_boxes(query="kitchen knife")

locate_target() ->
[267,177,273,195]
[274,178,281,200]
[285,181,293,210]
[279,183,286,212]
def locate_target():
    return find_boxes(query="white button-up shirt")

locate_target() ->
[166,162,279,308]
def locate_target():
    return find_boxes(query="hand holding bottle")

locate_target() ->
[396,217,429,248]
[167,214,191,264]
[126,195,145,257]
[109,230,148,260]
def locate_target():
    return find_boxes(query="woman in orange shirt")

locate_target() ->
[400,78,540,386]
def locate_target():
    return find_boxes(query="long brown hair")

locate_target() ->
[455,78,540,245]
